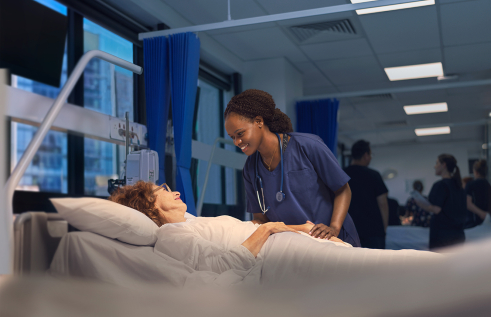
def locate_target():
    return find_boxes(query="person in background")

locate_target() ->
[404,181,432,228]
[416,154,466,250]
[388,198,401,226]
[344,140,389,249]
[464,160,490,228]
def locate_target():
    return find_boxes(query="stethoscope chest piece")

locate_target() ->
[276,191,285,202]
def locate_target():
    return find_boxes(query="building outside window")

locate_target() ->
[10,0,135,196]
[83,18,134,196]
[10,0,68,193]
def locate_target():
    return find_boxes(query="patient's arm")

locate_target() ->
[242,222,299,257]
[252,213,269,225]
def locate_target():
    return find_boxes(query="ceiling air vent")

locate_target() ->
[290,19,356,43]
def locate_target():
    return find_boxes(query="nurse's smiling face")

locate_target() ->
[225,112,265,155]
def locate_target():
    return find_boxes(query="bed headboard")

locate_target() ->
[14,212,67,275]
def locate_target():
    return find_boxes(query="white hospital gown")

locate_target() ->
[154,216,350,275]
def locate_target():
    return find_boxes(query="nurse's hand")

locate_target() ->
[309,222,339,240]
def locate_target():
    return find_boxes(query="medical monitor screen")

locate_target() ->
[0,0,67,87]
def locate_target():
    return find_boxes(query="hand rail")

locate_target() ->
[196,137,237,216]
[2,50,143,274]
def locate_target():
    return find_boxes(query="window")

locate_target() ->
[82,19,134,195]
[10,0,68,193]
[195,80,222,204]
[193,80,243,218]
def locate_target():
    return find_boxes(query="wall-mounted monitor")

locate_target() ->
[0,0,67,87]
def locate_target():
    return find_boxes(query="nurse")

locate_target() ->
[224,89,360,247]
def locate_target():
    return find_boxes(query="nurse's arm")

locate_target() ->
[414,199,441,214]
[466,195,487,220]
[330,183,352,235]
[252,213,269,224]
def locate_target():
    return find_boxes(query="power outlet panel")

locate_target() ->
[109,117,147,146]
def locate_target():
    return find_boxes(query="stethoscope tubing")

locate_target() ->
[254,133,284,213]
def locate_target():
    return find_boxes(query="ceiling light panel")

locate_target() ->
[414,126,451,136]
[404,102,448,115]
[385,62,443,81]
[351,0,435,15]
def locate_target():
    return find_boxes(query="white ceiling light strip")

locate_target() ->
[404,102,448,115]
[385,62,444,81]
[139,0,421,39]
[415,126,451,136]
[351,0,435,15]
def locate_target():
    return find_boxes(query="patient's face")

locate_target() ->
[225,113,262,156]
[153,184,187,221]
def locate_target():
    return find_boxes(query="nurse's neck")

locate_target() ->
[258,129,280,160]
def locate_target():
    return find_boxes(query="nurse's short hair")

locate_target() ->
[351,140,370,160]
[108,181,163,227]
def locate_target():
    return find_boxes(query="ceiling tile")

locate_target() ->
[256,0,347,14]
[444,42,491,74]
[303,70,333,87]
[315,55,387,85]
[353,101,406,122]
[405,112,452,126]
[358,6,440,54]
[211,27,308,62]
[294,62,318,74]
[440,0,491,46]
[300,38,373,61]
[377,48,442,68]
[164,0,266,25]
[303,85,338,96]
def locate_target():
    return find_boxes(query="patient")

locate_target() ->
[109,181,351,274]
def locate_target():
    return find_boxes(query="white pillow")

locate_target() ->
[50,197,159,246]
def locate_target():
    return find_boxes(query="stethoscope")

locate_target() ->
[254,133,285,214]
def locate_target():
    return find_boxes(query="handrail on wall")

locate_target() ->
[196,137,238,216]
[2,50,143,274]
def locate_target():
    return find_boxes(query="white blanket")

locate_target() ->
[154,216,441,287]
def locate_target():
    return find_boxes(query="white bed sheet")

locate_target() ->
[51,218,441,289]
[386,214,491,250]
[49,231,231,288]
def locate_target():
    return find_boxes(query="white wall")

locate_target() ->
[242,57,303,130]
[0,69,10,274]
[369,140,483,205]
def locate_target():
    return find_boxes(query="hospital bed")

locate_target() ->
[386,214,491,250]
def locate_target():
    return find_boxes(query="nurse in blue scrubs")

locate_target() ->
[224,89,360,247]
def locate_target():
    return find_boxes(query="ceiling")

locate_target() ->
[104,0,491,147]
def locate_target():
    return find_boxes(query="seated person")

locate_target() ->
[405,180,432,227]
[109,181,438,276]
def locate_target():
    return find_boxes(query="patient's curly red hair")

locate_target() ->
[108,181,163,227]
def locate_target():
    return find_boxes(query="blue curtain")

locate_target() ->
[169,33,201,215]
[296,99,340,156]
[143,37,170,184]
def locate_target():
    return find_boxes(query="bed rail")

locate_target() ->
[14,212,67,275]
[2,50,143,274]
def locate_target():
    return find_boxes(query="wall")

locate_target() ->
[369,140,483,205]
[242,58,303,130]
[0,69,9,274]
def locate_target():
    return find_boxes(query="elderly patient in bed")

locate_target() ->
[109,181,439,277]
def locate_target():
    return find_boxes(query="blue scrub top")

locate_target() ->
[243,132,361,247]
